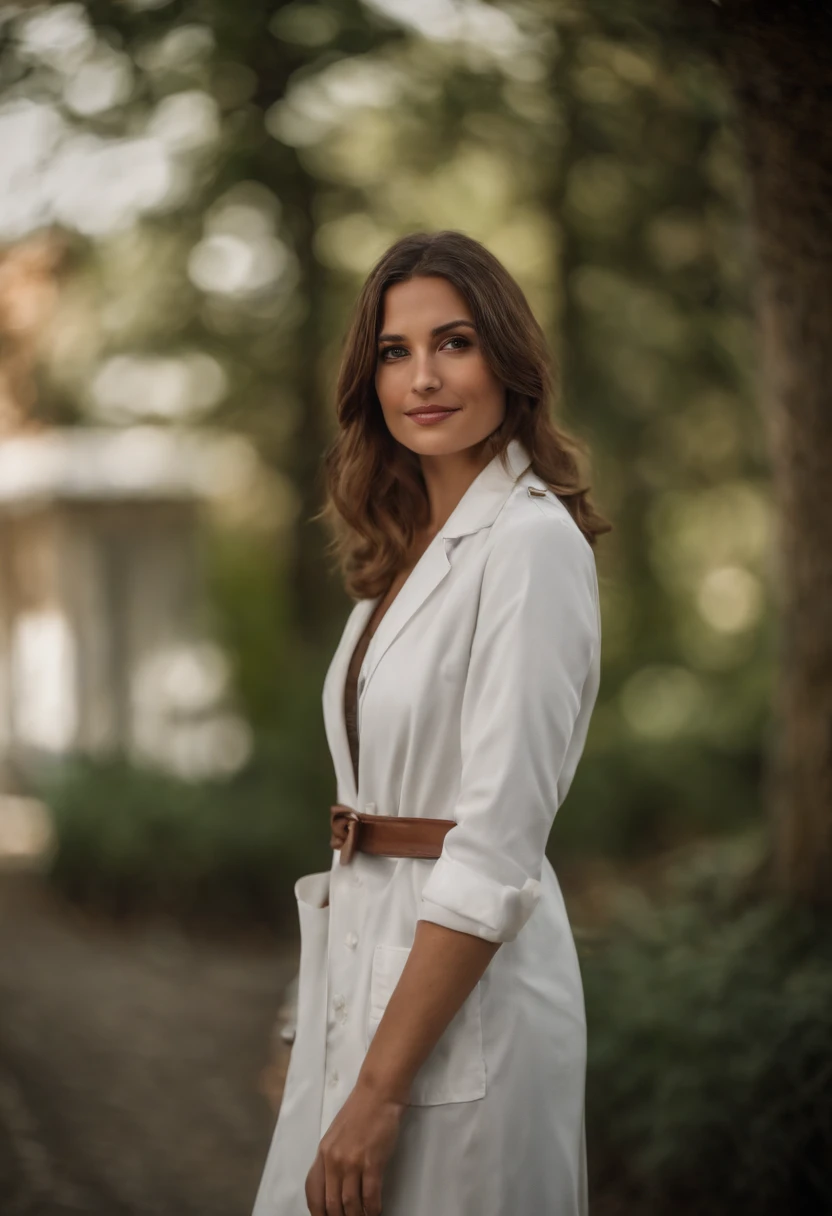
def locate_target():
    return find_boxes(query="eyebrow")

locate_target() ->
[377,319,476,343]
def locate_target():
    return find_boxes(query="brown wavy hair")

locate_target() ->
[315,230,612,600]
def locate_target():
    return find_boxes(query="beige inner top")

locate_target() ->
[344,617,373,789]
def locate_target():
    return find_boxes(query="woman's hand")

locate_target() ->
[304,1078,407,1216]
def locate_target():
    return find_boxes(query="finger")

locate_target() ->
[324,1159,345,1216]
[305,1152,326,1216]
[341,1167,364,1216]
[361,1170,384,1216]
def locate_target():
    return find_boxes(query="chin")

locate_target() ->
[399,435,471,460]
[393,422,499,461]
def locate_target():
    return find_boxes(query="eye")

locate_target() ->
[442,335,471,351]
[379,345,407,362]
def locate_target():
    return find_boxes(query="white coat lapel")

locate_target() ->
[323,594,378,806]
[357,436,533,710]
[358,535,453,706]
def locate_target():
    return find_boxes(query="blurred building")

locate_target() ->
[0,426,256,790]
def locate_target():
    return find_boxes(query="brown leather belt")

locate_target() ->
[330,804,454,865]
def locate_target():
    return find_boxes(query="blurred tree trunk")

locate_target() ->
[282,167,345,645]
[694,3,832,904]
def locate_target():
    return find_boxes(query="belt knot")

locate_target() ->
[330,805,361,865]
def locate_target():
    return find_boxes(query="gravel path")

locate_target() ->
[0,872,297,1215]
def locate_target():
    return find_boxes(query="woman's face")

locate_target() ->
[374,275,506,459]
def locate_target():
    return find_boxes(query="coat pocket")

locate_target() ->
[278,872,331,1112]
[367,944,487,1106]
[294,871,331,1044]
[254,871,330,1212]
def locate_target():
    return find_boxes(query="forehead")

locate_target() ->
[379,275,472,333]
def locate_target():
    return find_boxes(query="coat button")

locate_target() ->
[345,931,358,950]
[327,1070,339,1088]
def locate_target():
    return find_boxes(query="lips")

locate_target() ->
[405,407,460,416]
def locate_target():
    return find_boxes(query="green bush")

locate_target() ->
[550,737,762,862]
[37,737,335,930]
[581,832,832,1216]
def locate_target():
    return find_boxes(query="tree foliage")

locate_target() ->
[0,0,772,860]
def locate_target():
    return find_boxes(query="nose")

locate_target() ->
[411,348,441,395]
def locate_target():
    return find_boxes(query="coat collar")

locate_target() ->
[364,435,534,672]
[439,436,533,539]
[327,437,534,806]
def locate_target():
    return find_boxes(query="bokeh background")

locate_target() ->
[0,2,828,1214]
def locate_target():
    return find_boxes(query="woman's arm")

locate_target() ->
[356,919,500,1102]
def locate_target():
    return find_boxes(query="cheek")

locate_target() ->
[375,363,402,408]
[461,358,505,412]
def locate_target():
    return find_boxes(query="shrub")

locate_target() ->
[37,737,334,930]
[582,832,832,1216]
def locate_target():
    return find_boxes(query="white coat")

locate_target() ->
[252,436,602,1216]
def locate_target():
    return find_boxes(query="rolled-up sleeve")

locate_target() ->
[417,512,600,943]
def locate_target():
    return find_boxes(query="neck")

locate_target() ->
[418,441,493,535]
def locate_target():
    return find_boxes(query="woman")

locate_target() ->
[252,230,611,1216]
